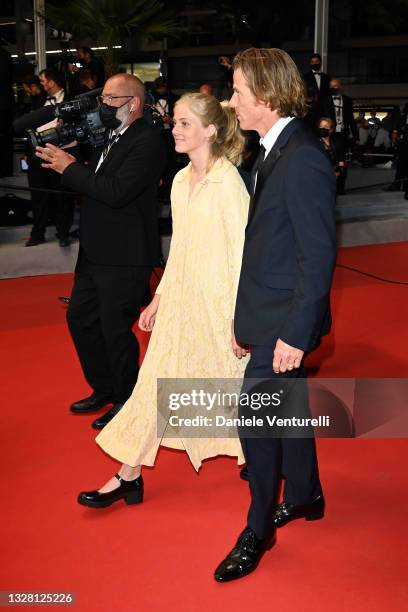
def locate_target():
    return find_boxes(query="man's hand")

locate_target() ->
[139,294,161,332]
[273,338,304,373]
[35,143,76,174]
[231,321,249,359]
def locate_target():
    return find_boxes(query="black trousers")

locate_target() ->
[27,162,74,240]
[239,344,322,539]
[0,109,13,177]
[67,254,152,404]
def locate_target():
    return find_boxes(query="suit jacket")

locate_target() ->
[61,117,167,266]
[0,47,14,110]
[234,119,336,352]
[320,93,358,140]
[303,70,331,103]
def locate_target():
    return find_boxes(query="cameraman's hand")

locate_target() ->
[35,143,76,174]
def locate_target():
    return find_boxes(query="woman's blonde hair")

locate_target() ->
[233,47,308,118]
[175,93,245,166]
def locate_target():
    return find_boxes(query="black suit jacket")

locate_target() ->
[0,47,14,110]
[61,117,167,266]
[320,94,358,140]
[303,71,331,103]
[234,119,336,352]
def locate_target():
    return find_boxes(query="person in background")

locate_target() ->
[218,55,233,97]
[22,74,46,110]
[152,76,180,199]
[384,126,408,192]
[152,76,179,129]
[20,74,47,223]
[355,117,370,166]
[318,117,346,195]
[303,83,322,132]
[25,68,74,247]
[303,52,331,107]
[199,83,214,96]
[321,78,357,150]
[373,124,391,152]
[70,46,105,87]
[390,128,401,157]
[76,68,98,94]
[0,41,14,178]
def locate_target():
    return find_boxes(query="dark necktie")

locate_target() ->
[254,144,267,191]
[248,145,267,220]
[102,132,121,162]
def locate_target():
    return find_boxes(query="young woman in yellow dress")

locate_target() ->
[78,93,250,508]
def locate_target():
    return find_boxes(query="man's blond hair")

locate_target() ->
[233,48,307,118]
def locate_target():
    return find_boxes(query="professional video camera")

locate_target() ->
[13,88,106,152]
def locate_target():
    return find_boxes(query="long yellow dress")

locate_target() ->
[96,157,250,470]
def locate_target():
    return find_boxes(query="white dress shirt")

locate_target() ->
[313,71,321,90]
[332,95,344,132]
[254,116,294,191]
[95,124,130,173]
[37,89,65,132]
[260,116,295,159]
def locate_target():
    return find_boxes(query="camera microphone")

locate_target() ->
[13,105,56,134]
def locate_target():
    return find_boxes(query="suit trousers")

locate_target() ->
[67,253,152,404]
[0,109,13,177]
[28,162,74,240]
[239,344,323,539]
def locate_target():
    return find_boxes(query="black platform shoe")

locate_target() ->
[273,495,325,528]
[78,473,144,508]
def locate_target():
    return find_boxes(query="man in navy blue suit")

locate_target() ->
[214,48,337,582]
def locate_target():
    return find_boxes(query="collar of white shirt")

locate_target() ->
[45,89,64,105]
[260,116,295,159]
[113,124,130,139]
[95,124,130,173]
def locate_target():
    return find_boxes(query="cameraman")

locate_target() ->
[69,46,105,88]
[25,68,74,246]
[35,74,167,429]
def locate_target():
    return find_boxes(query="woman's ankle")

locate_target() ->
[119,464,141,481]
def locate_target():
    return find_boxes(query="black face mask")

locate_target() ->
[330,88,340,96]
[99,103,121,129]
[311,63,321,72]
[318,127,330,137]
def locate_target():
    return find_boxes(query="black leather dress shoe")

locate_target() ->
[91,403,123,429]
[214,527,275,582]
[70,392,114,414]
[58,236,71,247]
[25,237,45,247]
[273,495,325,528]
[78,473,143,508]
[240,466,249,481]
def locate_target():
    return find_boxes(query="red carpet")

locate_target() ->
[1,243,408,611]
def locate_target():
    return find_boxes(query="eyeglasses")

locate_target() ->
[98,94,134,105]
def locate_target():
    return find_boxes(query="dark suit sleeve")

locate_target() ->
[61,130,166,209]
[279,145,337,351]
